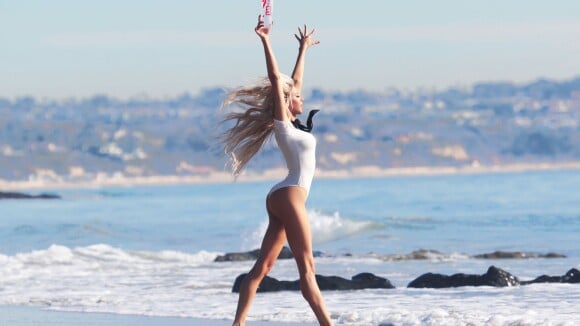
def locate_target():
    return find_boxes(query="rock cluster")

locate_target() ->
[216,248,566,262]
[407,266,519,288]
[214,247,323,262]
[232,272,394,293]
[231,267,580,292]
[0,191,60,199]
[521,268,580,285]
[472,251,566,259]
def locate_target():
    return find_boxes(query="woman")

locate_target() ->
[220,16,333,326]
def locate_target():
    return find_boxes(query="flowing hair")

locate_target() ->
[220,74,294,176]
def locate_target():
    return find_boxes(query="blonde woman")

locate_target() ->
[221,16,333,326]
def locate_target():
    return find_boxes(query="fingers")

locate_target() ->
[293,24,320,46]
[296,24,317,38]
[255,14,265,32]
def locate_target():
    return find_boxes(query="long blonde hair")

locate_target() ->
[220,74,294,176]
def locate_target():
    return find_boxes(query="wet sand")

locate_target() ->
[0,305,315,326]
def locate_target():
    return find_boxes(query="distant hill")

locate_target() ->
[0,76,579,183]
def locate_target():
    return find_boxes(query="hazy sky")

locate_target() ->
[1,0,580,99]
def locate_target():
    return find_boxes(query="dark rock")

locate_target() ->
[312,250,326,258]
[278,247,295,259]
[473,251,566,259]
[0,191,60,199]
[375,249,566,261]
[314,275,355,291]
[215,246,325,262]
[561,268,579,283]
[407,266,520,288]
[232,272,395,293]
[522,268,580,285]
[379,249,447,261]
[232,274,295,293]
[220,248,568,263]
[215,249,260,262]
[215,246,294,262]
[231,274,244,292]
[314,273,394,291]
[351,272,395,289]
[542,252,567,258]
[484,266,520,286]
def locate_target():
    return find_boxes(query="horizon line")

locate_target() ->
[2,73,579,102]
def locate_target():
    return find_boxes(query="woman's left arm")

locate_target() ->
[291,25,320,93]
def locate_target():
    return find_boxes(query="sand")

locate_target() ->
[1,162,579,191]
[0,305,314,325]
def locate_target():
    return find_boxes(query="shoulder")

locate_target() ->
[273,119,293,132]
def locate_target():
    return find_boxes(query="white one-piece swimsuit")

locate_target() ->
[268,119,316,198]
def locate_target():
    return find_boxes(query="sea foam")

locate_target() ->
[242,210,380,250]
[0,244,579,325]
[2,244,220,270]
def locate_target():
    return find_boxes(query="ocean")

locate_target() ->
[1,170,579,325]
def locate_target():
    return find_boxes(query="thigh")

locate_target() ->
[255,209,287,266]
[267,187,313,260]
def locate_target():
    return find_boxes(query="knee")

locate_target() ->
[249,260,275,280]
[296,255,316,277]
[299,268,317,285]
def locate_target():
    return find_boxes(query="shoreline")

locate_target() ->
[0,305,312,326]
[1,161,579,191]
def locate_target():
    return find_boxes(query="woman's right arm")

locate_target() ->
[255,16,288,122]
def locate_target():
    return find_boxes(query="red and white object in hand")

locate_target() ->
[261,0,274,29]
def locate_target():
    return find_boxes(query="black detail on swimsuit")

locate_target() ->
[292,110,320,133]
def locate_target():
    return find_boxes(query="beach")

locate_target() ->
[1,170,579,325]
[0,305,313,325]
[1,161,579,191]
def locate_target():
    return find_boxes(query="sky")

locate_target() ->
[1,0,580,99]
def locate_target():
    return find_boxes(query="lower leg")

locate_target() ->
[233,214,286,326]
[300,271,333,326]
[233,268,263,325]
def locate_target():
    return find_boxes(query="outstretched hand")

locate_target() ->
[255,15,270,39]
[295,25,320,50]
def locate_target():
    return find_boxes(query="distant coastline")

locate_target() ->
[2,76,578,186]
[1,161,579,191]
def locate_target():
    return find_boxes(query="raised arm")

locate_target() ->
[255,16,287,121]
[291,25,320,93]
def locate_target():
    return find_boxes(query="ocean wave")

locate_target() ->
[372,249,471,262]
[1,245,579,324]
[310,211,383,245]
[1,244,220,268]
[242,210,382,249]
